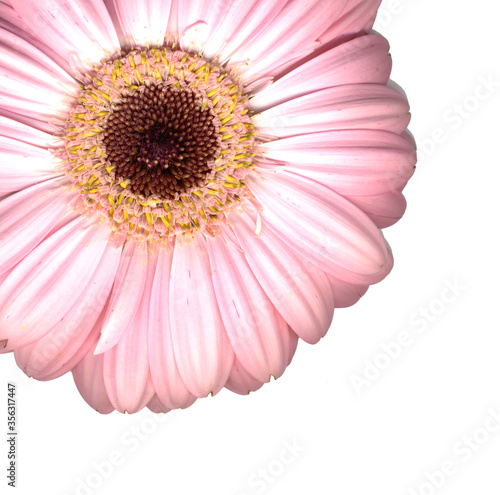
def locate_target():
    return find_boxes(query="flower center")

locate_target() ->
[102,85,221,199]
[62,45,257,241]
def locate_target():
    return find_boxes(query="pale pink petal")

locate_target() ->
[0,4,72,74]
[0,179,75,276]
[251,34,391,112]
[43,207,83,241]
[225,357,265,395]
[10,0,120,70]
[113,0,172,46]
[148,246,197,410]
[13,241,122,380]
[177,0,227,53]
[0,107,58,135]
[348,190,407,229]
[0,215,112,350]
[0,27,76,119]
[233,0,349,82]
[202,0,288,61]
[226,325,299,395]
[102,247,156,414]
[0,136,62,195]
[94,238,149,354]
[0,115,55,147]
[73,341,115,414]
[318,0,381,45]
[169,236,234,398]
[207,233,295,381]
[147,395,171,414]
[259,129,416,197]
[247,169,391,285]
[166,0,178,34]
[253,84,410,138]
[229,207,334,345]
[326,275,368,309]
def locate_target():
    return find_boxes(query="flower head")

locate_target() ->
[0,0,416,414]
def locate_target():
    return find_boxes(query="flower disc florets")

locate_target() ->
[63,44,258,241]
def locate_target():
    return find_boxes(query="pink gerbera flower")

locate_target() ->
[0,0,416,414]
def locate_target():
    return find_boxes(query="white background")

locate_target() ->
[1,0,499,494]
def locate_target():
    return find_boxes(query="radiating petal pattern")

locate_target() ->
[14,240,122,380]
[0,115,56,148]
[169,236,234,398]
[229,207,335,345]
[247,169,392,285]
[0,0,414,414]
[177,0,227,53]
[208,233,295,380]
[202,0,288,62]
[95,238,149,354]
[251,34,392,111]
[0,136,62,195]
[259,130,417,197]
[0,179,72,276]
[113,0,172,46]
[148,246,197,410]
[231,0,349,82]
[0,216,112,350]
[102,247,156,414]
[253,84,411,138]
[10,0,120,70]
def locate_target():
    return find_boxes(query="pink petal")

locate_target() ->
[0,115,55,148]
[251,34,391,112]
[10,0,120,70]
[0,4,72,74]
[102,247,156,414]
[0,215,112,350]
[318,0,381,45]
[113,0,172,46]
[73,341,115,414]
[169,236,234,398]
[0,136,62,195]
[0,107,58,135]
[147,395,171,414]
[177,0,227,53]
[148,246,197,410]
[253,84,410,138]
[0,179,73,276]
[326,275,368,309]
[234,0,349,82]
[247,169,392,285]
[202,0,288,61]
[259,129,417,197]
[13,240,122,380]
[228,207,334,345]
[348,190,408,229]
[94,239,149,354]
[207,233,296,381]
[225,357,266,395]
[0,27,76,118]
